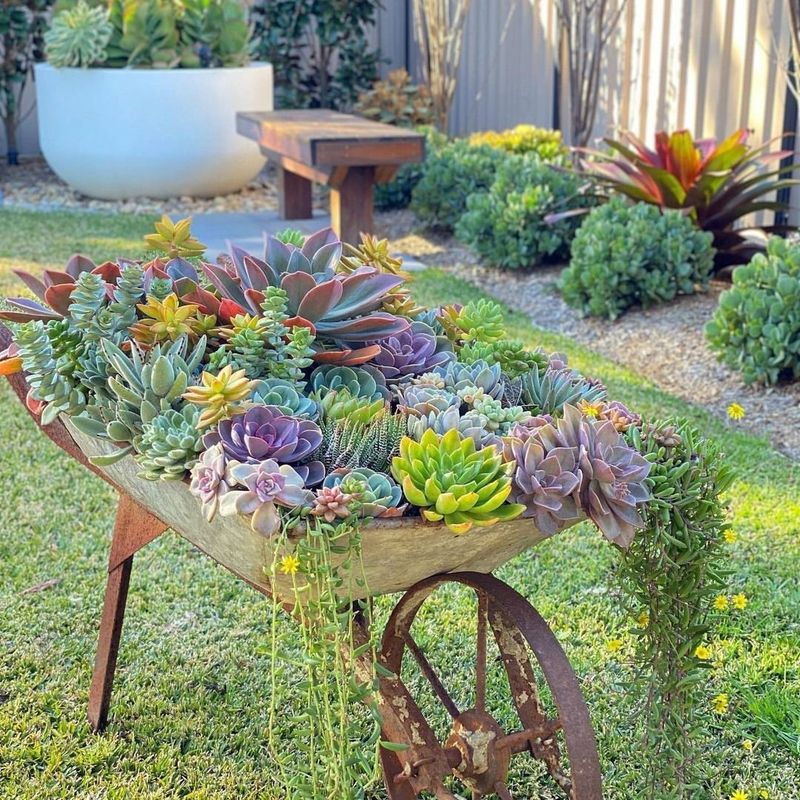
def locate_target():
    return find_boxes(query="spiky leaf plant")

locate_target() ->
[46,0,113,68]
[315,412,407,473]
[518,363,606,417]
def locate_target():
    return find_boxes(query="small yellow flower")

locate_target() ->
[637,611,650,627]
[742,739,754,751]
[759,790,769,799]
[732,593,748,610]
[694,644,712,660]
[712,693,729,714]
[727,402,746,420]
[578,399,604,418]
[714,595,730,611]
[279,554,301,576]
[723,530,738,544]
[730,791,749,800]
[606,638,624,654]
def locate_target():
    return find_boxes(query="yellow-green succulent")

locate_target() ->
[144,215,206,259]
[391,428,525,534]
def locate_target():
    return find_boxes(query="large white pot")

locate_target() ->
[35,62,273,199]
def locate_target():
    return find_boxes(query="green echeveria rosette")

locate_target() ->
[250,378,319,419]
[135,405,203,481]
[310,364,389,401]
[391,428,525,534]
[322,467,405,518]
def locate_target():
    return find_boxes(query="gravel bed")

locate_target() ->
[0,157,328,215]
[376,211,800,461]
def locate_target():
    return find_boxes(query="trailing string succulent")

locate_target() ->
[0,219,654,550]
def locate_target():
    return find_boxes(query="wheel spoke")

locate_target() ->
[403,631,460,719]
[476,590,488,713]
[494,782,513,800]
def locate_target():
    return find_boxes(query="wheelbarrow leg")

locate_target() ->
[87,494,168,732]
[87,554,133,732]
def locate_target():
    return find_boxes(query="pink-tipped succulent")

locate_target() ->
[365,321,453,382]
[203,405,325,486]
[311,485,356,523]
[512,405,651,547]
[219,460,313,536]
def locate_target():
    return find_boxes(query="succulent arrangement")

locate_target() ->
[45,0,250,69]
[0,219,653,545]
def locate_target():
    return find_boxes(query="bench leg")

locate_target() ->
[330,166,375,243]
[278,167,313,219]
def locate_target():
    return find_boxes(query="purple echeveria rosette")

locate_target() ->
[365,321,454,382]
[204,405,325,486]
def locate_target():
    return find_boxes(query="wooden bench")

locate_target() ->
[236,109,425,243]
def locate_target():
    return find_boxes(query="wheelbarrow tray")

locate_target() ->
[63,418,552,599]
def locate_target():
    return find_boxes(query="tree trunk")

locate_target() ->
[4,114,19,166]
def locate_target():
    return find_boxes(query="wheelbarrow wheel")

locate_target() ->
[379,572,602,800]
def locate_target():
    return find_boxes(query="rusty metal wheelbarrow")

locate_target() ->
[2,326,603,800]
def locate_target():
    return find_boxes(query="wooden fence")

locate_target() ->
[375,0,795,147]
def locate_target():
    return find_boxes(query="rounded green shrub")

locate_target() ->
[410,139,507,230]
[705,236,800,384]
[374,127,446,211]
[455,153,586,269]
[561,198,715,320]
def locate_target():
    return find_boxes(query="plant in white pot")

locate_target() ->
[36,0,273,199]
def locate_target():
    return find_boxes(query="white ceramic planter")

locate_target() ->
[34,62,273,199]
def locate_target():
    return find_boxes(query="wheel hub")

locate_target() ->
[445,709,511,795]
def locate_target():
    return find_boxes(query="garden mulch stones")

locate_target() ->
[1,157,328,215]
[375,211,800,462]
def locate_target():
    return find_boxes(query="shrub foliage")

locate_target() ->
[250,0,380,110]
[456,154,586,268]
[561,199,715,319]
[469,123,565,159]
[410,139,506,230]
[705,236,800,384]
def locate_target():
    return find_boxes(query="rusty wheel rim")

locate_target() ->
[380,572,602,800]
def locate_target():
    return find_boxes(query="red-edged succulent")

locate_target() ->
[202,229,411,363]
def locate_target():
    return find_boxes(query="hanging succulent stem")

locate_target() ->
[265,517,381,799]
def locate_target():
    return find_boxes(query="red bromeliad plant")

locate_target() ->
[578,128,799,268]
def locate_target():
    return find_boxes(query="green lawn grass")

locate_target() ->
[0,208,798,799]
